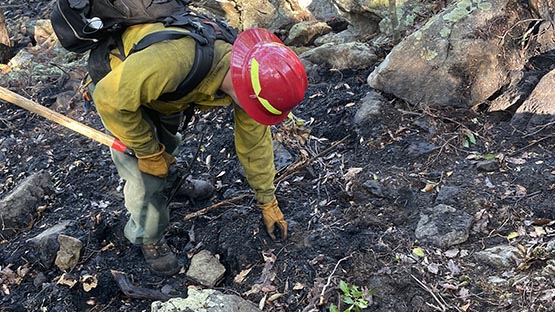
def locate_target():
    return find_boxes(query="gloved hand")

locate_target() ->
[137,144,176,178]
[257,199,288,240]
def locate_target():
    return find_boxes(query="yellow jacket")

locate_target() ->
[93,23,276,203]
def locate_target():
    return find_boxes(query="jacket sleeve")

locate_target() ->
[234,105,276,204]
[93,38,194,156]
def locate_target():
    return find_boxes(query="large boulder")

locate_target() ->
[510,69,555,131]
[367,0,531,108]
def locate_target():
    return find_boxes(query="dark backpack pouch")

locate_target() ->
[51,0,189,53]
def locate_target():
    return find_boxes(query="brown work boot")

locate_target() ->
[140,238,180,276]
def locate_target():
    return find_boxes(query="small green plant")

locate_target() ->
[462,129,477,148]
[329,280,374,312]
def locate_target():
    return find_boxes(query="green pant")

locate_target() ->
[109,108,183,245]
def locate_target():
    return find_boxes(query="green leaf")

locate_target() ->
[507,231,519,240]
[344,297,355,305]
[466,131,477,144]
[484,153,496,160]
[462,139,469,148]
[329,304,338,312]
[412,247,425,258]
[357,299,369,308]
[352,289,363,298]
[339,280,349,294]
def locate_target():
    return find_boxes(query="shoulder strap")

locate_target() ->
[127,29,214,102]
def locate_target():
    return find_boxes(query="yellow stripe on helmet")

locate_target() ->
[250,58,282,115]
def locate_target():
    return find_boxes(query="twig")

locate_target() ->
[276,134,352,184]
[509,135,554,156]
[318,254,353,305]
[183,193,251,220]
[410,274,452,312]
[523,121,555,138]
[427,135,458,166]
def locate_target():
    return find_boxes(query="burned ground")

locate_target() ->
[2,1,555,312]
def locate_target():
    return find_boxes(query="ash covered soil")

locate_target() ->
[2,2,555,312]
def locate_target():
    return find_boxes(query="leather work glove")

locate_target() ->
[257,199,288,240]
[137,144,176,178]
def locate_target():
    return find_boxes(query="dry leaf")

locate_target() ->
[81,274,98,292]
[421,183,437,192]
[517,244,527,256]
[234,268,252,284]
[100,242,114,252]
[447,259,460,275]
[268,293,284,301]
[293,282,305,290]
[533,226,546,237]
[57,273,78,288]
[533,218,552,226]
[343,167,363,181]
[515,185,527,196]
[259,293,267,310]
[427,263,439,274]
[1,284,9,296]
[444,249,459,258]
[440,283,458,290]
[460,303,471,311]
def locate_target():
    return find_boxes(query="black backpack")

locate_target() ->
[51,0,237,101]
[51,0,191,53]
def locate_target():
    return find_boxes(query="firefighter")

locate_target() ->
[92,26,308,275]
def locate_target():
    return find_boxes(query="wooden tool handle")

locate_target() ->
[0,86,133,156]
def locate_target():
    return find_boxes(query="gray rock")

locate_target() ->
[476,159,499,172]
[353,91,385,125]
[27,220,75,244]
[151,288,260,312]
[7,49,34,71]
[300,42,378,69]
[415,204,473,248]
[0,170,51,238]
[434,186,461,206]
[54,234,82,272]
[405,141,438,158]
[314,27,360,46]
[285,21,332,46]
[362,180,386,198]
[28,220,76,268]
[274,141,293,171]
[474,245,521,268]
[186,250,226,287]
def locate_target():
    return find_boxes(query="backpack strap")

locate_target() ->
[88,33,126,83]
[127,29,214,102]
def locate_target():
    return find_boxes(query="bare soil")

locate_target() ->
[2,1,555,312]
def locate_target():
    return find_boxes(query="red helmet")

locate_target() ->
[230,28,308,125]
